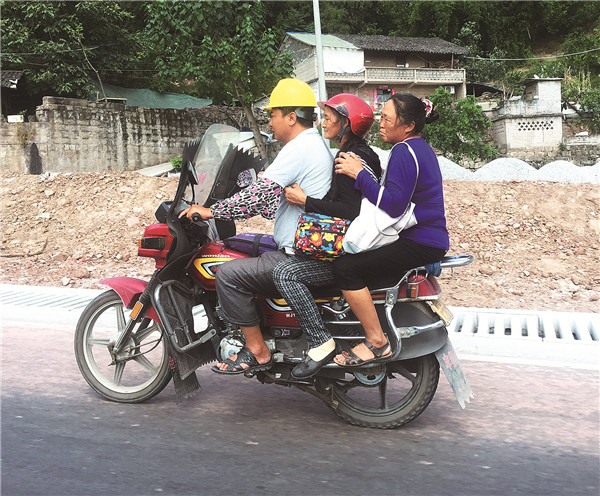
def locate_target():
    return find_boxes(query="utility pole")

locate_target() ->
[312,0,328,142]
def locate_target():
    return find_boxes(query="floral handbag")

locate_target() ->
[293,212,351,261]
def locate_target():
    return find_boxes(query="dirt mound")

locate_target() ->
[1,171,598,313]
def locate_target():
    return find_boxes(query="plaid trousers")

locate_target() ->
[272,256,335,348]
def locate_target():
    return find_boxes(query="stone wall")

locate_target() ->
[1,97,267,174]
[560,134,600,166]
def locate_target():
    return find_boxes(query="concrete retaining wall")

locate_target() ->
[0,97,265,173]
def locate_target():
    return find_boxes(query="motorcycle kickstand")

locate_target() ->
[292,382,339,409]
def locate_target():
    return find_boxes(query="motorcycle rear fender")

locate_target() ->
[100,277,160,322]
[377,300,448,359]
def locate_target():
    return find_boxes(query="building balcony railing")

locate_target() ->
[324,67,466,84]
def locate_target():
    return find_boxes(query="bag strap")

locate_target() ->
[402,140,420,202]
[375,140,419,208]
[251,234,264,257]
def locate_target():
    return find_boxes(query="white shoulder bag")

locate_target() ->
[342,141,419,254]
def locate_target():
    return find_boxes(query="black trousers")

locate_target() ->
[333,238,447,291]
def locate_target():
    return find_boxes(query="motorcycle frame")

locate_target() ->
[95,130,474,408]
[101,257,469,368]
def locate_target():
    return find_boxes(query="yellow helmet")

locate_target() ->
[264,78,317,110]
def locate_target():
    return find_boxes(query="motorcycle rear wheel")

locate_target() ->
[74,290,171,403]
[327,354,440,429]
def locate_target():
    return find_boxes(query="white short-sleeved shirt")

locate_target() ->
[263,128,333,249]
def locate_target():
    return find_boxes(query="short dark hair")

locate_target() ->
[279,106,315,128]
[389,93,439,134]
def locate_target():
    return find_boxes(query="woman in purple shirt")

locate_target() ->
[332,93,449,366]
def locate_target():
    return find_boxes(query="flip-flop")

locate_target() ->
[334,339,392,367]
[211,347,273,375]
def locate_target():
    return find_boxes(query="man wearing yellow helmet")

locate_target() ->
[181,78,332,374]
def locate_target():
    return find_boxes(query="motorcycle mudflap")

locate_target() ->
[434,339,474,409]
[376,300,448,359]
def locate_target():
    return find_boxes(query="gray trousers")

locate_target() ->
[215,249,289,327]
[272,256,336,348]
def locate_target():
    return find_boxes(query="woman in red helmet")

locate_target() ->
[273,93,381,378]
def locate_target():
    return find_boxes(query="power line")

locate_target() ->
[464,47,600,61]
[0,45,103,56]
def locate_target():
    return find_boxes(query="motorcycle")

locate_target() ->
[74,124,474,429]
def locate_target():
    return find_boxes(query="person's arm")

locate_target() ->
[211,177,281,220]
[180,177,281,222]
[360,146,417,217]
[308,148,380,219]
[335,151,380,204]
[305,173,361,219]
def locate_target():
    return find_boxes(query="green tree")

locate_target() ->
[422,87,498,165]
[146,0,293,158]
[577,88,600,133]
[562,26,600,87]
[562,71,600,134]
[0,1,146,100]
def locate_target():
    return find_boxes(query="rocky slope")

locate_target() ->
[1,171,598,313]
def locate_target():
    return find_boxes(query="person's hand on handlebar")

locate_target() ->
[179,205,213,221]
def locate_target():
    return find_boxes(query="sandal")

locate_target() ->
[334,339,392,367]
[211,347,273,375]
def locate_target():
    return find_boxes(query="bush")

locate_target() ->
[364,89,498,164]
[422,88,498,164]
[578,88,600,134]
[170,157,183,172]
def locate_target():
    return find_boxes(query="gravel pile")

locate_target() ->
[373,148,599,184]
[470,158,540,182]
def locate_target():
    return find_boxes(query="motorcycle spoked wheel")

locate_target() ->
[325,354,440,429]
[74,290,171,403]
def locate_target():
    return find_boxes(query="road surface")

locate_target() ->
[1,318,598,496]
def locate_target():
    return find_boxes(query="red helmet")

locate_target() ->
[318,93,375,139]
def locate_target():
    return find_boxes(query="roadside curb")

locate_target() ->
[1,284,598,369]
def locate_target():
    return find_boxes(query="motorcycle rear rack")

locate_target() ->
[151,280,216,353]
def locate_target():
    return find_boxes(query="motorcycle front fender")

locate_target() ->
[100,277,160,322]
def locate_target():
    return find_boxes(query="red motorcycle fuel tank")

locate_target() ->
[188,241,249,291]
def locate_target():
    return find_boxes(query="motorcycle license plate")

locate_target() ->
[427,300,453,326]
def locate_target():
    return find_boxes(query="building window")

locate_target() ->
[374,88,394,111]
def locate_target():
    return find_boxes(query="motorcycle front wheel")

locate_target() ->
[74,290,171,403]
[326,354,440,429]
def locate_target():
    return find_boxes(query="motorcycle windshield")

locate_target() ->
[190,124,240,207]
